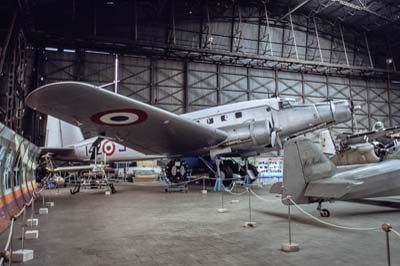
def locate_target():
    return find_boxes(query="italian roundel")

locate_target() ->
[102,140,116,156]
[91,108,147,126]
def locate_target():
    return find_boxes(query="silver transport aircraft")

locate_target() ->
[26,81,353,183]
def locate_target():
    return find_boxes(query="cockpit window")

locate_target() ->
[279,99,296,109]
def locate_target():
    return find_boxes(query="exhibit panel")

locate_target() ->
[0,123,39,232]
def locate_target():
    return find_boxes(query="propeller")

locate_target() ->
[349,100,363,133]
[270,115,282,149]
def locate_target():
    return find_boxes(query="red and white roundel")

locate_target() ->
[91,109,147,126]
[102,140,116,156]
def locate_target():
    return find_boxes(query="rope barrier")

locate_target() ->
[3,219,14,252]
[390,228,400,238]
[0,186,44,265]
[222,184,248,196]
[287,197,380,231]
[249,188,281,203]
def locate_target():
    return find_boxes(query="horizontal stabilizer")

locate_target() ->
[305,179,363,199]
[270,182,283,194]
[40,147,74,156]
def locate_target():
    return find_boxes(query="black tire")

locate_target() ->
[165,159,189,183]
[320,209,330,217]
[220,165,234,186]
[247,164,258,183]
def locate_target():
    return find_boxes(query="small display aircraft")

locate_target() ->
[320,122,400,165]
[26,81,353,183]
[271,137,400,217]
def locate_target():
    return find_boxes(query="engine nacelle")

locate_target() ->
[332,143,381,165]
[249,120,271,146]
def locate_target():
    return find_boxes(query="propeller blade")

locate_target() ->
[271,131,277,148]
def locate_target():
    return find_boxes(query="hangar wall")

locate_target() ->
[39,48,400,136]
[1,2,400,144]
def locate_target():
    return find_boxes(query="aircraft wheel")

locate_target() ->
[220,165,234,186]
[247,164,258,183]
[165,159,189,183]
[319,208,330,217]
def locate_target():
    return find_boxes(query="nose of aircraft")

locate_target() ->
[332,100,353,124]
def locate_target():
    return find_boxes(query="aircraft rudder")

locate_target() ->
[282,137,335,205]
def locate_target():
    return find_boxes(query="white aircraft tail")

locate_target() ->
[45,115,84,147]
[282,138,336,204]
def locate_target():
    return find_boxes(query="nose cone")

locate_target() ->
[333,100,352,124]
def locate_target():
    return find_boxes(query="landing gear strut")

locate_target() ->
[317,201,330,217]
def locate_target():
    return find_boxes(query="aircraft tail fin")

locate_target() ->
[282,137,336,204]
[45,115,84,147]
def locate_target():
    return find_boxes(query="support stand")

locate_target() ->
[217,188,228,213]
[281,204,299,252]
[215,158,227,213]
[14,207,34,262]
[201,177,207,194]
[27,199,38,227]
[39,194,48,215]
[243,188,256,227]
[213,178,222,192]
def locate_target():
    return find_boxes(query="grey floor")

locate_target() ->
[3,183,400,266]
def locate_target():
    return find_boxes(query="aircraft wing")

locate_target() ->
[338,126,400,145]
[52,164,112,173]
[40,147,74,156]
[26,82,228,155]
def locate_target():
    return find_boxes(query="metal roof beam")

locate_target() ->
[278,0,313,21]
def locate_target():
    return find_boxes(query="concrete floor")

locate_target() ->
[3,183,400,266]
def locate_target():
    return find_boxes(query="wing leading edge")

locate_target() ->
[26,82,228,155]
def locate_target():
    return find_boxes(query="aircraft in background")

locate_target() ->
[26,81,353,183]
[271,137,400,217]
[42,115,160,164]
[319,122,400,165]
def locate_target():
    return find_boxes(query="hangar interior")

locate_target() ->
[1,0,400,265]
[1,0,400,144]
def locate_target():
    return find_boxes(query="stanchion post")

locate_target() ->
[243,188,256,227]
[288,204,292,245]
[382,223,392,266]
[201,177,207,194]
[30,200,34,229]
[21,207,26,250]
[249,188,251,223]
[281,196,299,252]
[9,219,14,266]
[221,188,225,209]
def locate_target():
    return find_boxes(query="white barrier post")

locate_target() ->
[201,177,207,194]
[243,188,256,227]
[39,192,49,215]
[13,206,34,262]
[382,224,392,266]
[281,198,299,252]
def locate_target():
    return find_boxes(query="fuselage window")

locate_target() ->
[235,112,242,118]
[221,115,227,122]
[207,118,214,124]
